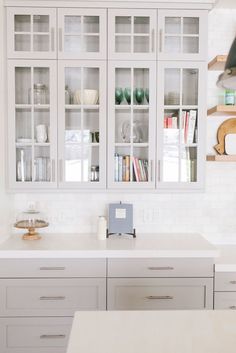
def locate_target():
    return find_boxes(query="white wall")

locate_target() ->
[2,6,236,244]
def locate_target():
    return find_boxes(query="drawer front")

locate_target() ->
[0,278,106,316]
[0,258,106,278]
[107,278,213,310]
[108,258,214,277]
[0,317,72,353]
[214,292,236,310]
[215,272,236,291]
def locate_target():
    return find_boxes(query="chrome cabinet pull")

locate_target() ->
[158,160,161,182]
[40,267,65,271]
[51,28,55,51]
[40,334,66,339]
[40,296,65,301]
[146,295,173,300]
[229,306,236,310]
[159,29,163,52]
[229,281,236,284]
[59,159,64,182]
[59,28,62,51]
[151,29,155,52]
[51,159,55,182]
[148,266,174,271]
[150,160,153,182]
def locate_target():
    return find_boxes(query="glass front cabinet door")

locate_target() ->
[58,61,106,189]
[7,7,57,59]
[57,9,106,59]
[157,62,206,190]
[8,60,57,189]
[158,10,207,61]
[108,9,156,60]
[108,61,156,189]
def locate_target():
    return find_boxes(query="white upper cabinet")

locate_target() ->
[7,8,57,59]
[158,10,207,61]
[57,9,107,60]
[108,9,157,60]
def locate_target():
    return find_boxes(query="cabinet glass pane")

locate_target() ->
[183,37,199,54]
[84,35,99,52]
[165,17,181,34]
[134,68,149,106]
[165,36,181,53]
[164,69,180,105]
[34,146,51,182]
[15,67,31,104]
[15,34,30,51]
[84,16,99,33]
[164,109,179,144]
[15,108,32,142]
[134,17,149,34]
[33,15,49,33]
[181,147,197,182]
[65,16,81,33]
[34,108,50,143]
[65,145,82,182]
[65,36,82,53]
[133,146,149,182]
[163,145,179,182]
[115,108,131,143]
[115,69,131,105]
[14,15,31,32]
[84,108,100,143]
[133,109,149,143]
[65,68,81,104]
[182,69,198,105]
[33,34,49,52]
[115,36,131,53]
[114,146,131,182]
[65,109,81,142]
[134,36,149,53]
[115,16,131,33]
[16,147,32,182]
[183,17,199,35]
[33,68,50,104]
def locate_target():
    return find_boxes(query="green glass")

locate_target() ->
[124,88,131,105]
[115,87,124,104]
[145,88,149,104]
[134,88,144,105]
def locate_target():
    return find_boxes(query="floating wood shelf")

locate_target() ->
[207,105,236,116]
[208,55,227,71]
[206,155,236,161]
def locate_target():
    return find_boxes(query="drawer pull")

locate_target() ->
[40,296,65,301]
[39,267,66,271]
[40,334,66,339]
[229,281,236,284]
[148,267,174,271]
[146,295,173,300]
[229,306,236,310]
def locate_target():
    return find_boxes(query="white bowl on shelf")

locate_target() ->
[74,89,99,105]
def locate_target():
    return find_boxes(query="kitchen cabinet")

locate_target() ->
[107,258,213,310]
[6,3,208,191]
[0,258,106,353]
[214,272,236,310]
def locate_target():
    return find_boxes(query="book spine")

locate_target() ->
[122,156,126,181]
[132,156,139,182]
[187,110,197,144]
[138,159,144,181]
[164,116,168,128]
[118,155,123,182]
[172,116,178,129]
[135,157,142,182]
[114,153,119,182]
[167,116,172,128]
[125,155,130,181]
[184,111,189,144]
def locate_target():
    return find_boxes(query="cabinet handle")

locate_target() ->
[40,334,66,339]
[158,160,161,182]
[229,306,236,310]
[51,28,55,51]
[159,29,163,52]
[51,159,55,182]
[151,29,155,52]
[146,295,173,300]
[150,160,153,182]
[148,266,174,270]
[229,281,236,284]
[40,296,66,301]
[59,159,64,182]
[59,28,62,51]
[39,266,66,271]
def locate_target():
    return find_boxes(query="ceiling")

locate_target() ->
[215,0,236,8]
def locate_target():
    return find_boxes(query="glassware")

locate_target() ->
[225,90,235,105]
[145,88,149,103]
[115,87,124,104]
[124,87,131,104]
[134,88,144,104]
[91,165,99,181]
[121,120,143,143]
[28,83,48,105]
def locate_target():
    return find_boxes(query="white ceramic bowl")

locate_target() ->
[74,89,99,105]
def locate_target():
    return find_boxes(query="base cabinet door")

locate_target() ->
[0,317,72,353]
[107,278,213,310]
[214,292,236,310]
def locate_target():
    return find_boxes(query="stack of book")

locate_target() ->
[182,110,197,144]
[164,115,178,129]
[114,153,148,182]
[181,148,197,182]
[34,157,51,182]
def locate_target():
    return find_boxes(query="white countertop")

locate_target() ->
[214,245,236,272]
[67,310,236,353]
[0,233,218,258]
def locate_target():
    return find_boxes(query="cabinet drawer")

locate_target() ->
[0,258,106,278]
[0,317,72,353]
[215,272,236,291]
[107,278,213,310]
[214,292,236,310]
[0,278,106,316]
[108,258,213,277]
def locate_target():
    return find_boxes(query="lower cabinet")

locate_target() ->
[214,272,236,310]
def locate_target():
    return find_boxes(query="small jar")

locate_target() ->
[91,165,99,182]
[28,83,47,105]
[225,90,235,105]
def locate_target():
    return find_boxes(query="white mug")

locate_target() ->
[36,125,47,143]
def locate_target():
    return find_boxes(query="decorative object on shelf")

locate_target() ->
[74,89,99,105]
[214,118,236,154]
[16,149,32,182]
[121,120,143,143]
[124,87,131,104]
[90,165,99,182]
[164,91,179,105]
[115,87,124,104]
[145,88,149,103]
[65,85,71,104]
[97,216,107,240]
[225,89,235,105]
[107,202,136,238]
[134,88,144,105]
[90,131,99,143]
[28,83,48,105]
[217,37,236,89]
[14,204,49,240]
[36,124,47,143]
[225,134,236,155]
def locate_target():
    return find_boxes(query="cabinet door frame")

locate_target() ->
[7,7,57,59]
[7,60,58,190]
[58,60,106,189]
[156,61,206,191]
[108,9,157,61]
[57,8,107,60]
[107,60,156,190]
[158,9,208,61]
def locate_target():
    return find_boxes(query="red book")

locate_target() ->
[164,116,168,128]
[167,116,172,128]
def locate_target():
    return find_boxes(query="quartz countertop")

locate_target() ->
[66,310,236,353]
[0,233,218,258]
